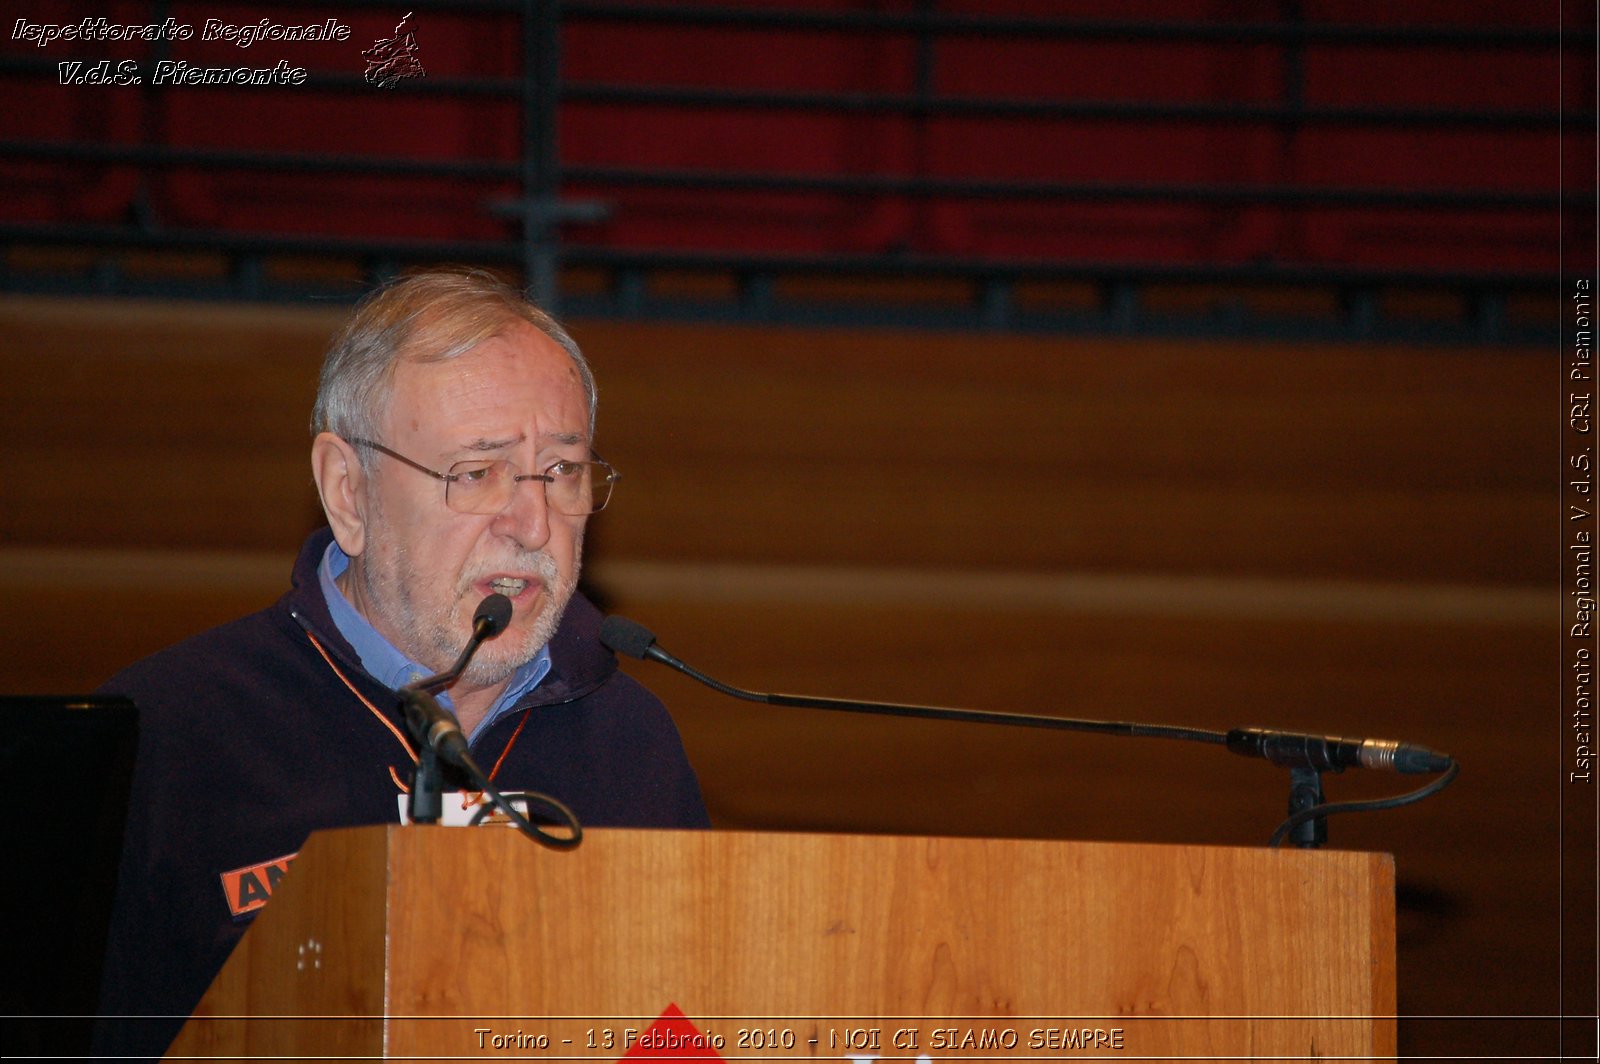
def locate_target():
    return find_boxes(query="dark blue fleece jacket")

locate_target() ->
[94,527,708,1060]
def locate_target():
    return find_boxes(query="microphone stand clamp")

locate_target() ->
[1286,765,1327,849]
[401,688,452,825]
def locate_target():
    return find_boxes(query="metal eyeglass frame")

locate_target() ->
[345,436,618,515]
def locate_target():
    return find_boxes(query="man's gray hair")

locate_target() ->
[311,268,596,457]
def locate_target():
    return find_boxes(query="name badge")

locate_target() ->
[397,791,517,826]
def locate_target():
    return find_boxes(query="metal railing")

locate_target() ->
[0,0,1584,343]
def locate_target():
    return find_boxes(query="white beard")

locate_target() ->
[459,544,580,686]
[355,495,582,685]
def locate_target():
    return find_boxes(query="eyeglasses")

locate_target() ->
[347,437,618,516]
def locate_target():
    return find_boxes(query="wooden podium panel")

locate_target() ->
[169,826,1394,1061]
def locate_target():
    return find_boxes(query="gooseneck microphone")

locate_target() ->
[410,593,514,694]
[602,615,1225,743]
[397,594,581,847]
[1225,726,1452,775]
[599,614,1458,847]
[399,593,514,765]
[599,615,1451,772]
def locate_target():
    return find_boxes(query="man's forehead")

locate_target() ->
[384,354,587,442]
[460,430,587,451]
[406,319,573,370]
[395,329,580,395]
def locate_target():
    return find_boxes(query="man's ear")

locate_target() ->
[311,433,368,558]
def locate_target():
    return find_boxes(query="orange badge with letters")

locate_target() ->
[219,852,297,917]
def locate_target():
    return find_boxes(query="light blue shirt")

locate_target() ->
[318,540,551,740]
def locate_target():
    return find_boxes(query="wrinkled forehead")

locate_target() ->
[383,324,591,445]
[391,310,594,431]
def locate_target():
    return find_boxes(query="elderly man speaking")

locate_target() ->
[95,269,708,1060]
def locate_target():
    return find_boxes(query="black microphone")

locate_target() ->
[599,615,1453,775]
[401,593,514,764]
[1225,727,1452,775]
[600,614,665,664]
[412,594,514,695]
[600,615,1229,744]
[601,615,1458,849]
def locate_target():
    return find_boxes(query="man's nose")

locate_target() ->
[491,475,552,550]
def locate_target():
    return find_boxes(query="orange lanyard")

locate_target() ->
[306,630,533,796]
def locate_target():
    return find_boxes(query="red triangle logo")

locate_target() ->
[619,1004,725,1061]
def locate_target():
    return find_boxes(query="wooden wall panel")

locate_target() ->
[0,294,1559,1058]
[1,297,1551,583]
[1,298,331,548]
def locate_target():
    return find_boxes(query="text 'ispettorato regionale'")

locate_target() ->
[12,16,352,87]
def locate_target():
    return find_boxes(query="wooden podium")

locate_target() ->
[167,827,1395,1061]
